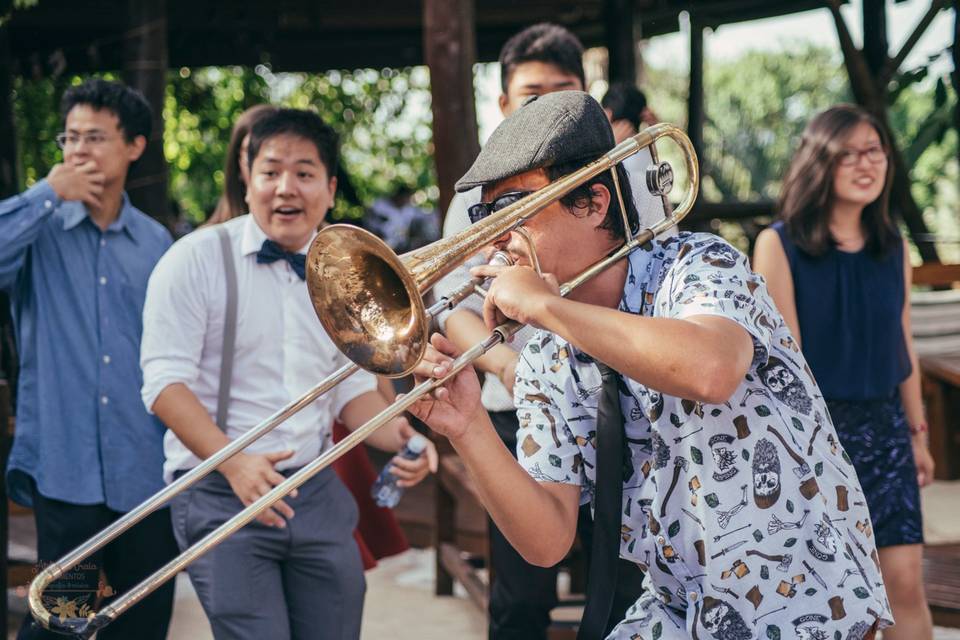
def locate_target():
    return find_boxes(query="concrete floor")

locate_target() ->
[7,548,486,640]
[164,548,486,640]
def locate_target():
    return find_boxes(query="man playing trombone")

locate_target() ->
[141,108,436,640]
[408,91,891,640]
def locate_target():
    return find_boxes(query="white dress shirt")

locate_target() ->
[141,215,377,482]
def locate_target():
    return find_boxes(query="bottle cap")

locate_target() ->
[406,434,428,454]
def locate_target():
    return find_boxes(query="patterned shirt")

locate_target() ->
[514,232,892,640]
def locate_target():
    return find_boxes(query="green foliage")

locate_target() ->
[647,44,850,204]
[644,42,957,260]
[165,67,270,222]
[12,65,437,226]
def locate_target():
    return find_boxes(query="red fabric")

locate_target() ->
[332,421,409,570]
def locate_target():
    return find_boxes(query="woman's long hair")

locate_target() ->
[777,104,898,257]
[207,104,279,225]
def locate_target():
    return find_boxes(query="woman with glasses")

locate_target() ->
[752,104,934,640]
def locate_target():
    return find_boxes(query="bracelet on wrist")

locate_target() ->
[909,422,928,437]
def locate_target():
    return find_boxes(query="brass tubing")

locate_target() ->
[27,267,497,637]
[31,125,697,637]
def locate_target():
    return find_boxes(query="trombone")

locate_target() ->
[29,123,698,637]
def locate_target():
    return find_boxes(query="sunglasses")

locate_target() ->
[467,191,533,224]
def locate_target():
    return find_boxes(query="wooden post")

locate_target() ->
[0,23,16,635]
[953,1,959,186]
[123,0,172,229]
[0,25,18,199]
[687,16,705,169]
[861,0,888,77]
[423,0,480,220]
[604,0,636,85]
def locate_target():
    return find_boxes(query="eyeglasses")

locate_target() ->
[467,191,533,224]
[55,132,114,149]
[837,144,887,167]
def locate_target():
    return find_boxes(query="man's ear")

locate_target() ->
[126,135,147,163]
[328,175,338,200]
[498,93,509,116]
[588,183,612,228]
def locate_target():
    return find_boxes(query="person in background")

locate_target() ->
[0,78,176,640]
[433,23,647,640]
[600,82,658,145]
[208,103,279,225]
[364,184,439,254]
[141,108,436,639]
[752,104,934,640]
[209,104,411,570]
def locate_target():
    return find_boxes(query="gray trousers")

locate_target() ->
[171,466,365,640]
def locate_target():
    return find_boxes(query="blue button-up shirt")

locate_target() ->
[0,180,172,511]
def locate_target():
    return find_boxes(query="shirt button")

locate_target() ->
[100,239,107,247]
[99,276,107,285]
[657,536,666,545]
[101,395,109,405]
[43,200,52,209]
[102,355,111,364]
[688,592,698,602]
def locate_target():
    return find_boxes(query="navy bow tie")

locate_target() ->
[256,239,306,280]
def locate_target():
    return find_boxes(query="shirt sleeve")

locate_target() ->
[140,235,214,413]
[328,357,378,420]
[0,181,61,291]
[514,336,583,487]
[658,236,776,368]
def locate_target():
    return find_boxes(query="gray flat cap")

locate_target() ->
[456,90,614,192]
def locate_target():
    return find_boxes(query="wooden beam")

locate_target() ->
[882,0,948,85]
[123,0,172,229]
[0,24,17,199]
[423,0,480,220]
[604,0,636,84]
[953,0,959,195]
[861,0,888,79]
[687,15,704,171]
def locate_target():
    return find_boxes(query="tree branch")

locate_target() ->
[882,0,948,84]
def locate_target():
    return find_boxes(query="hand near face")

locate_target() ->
[47,161,105,209]
[406,334,484,441]
[470,263,560,332]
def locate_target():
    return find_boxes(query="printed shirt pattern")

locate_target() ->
[514,232,892,640]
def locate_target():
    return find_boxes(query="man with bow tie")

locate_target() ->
[140,108,436,640]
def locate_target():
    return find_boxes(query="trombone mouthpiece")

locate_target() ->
[489,251,512,267]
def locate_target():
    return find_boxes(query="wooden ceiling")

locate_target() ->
[6,0,839,76]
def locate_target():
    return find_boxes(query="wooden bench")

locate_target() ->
[923,544,960,628]
[911,263,960,480]
[911,263,960,628]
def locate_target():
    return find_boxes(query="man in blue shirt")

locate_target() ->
[0,79,176,639]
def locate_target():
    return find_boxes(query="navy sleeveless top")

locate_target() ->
[772,221,911,401]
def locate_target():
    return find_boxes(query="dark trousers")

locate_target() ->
[18,481,178,640]
[171,466,365,640]
[487,410,645,640]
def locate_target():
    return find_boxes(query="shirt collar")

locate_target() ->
[240,214,316,257]
[61,192,140,244]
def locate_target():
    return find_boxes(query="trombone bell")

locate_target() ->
[306,225,428,377]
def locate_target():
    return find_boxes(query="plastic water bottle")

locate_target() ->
[371,434,428,508]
